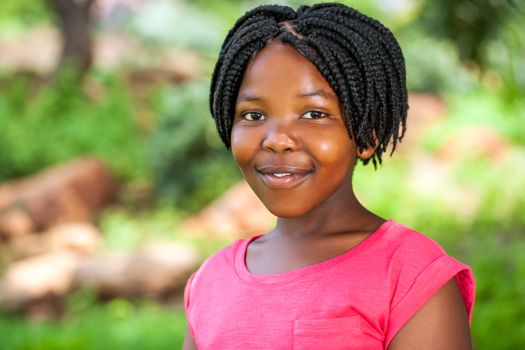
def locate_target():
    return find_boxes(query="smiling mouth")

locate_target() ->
[256,166,314,190]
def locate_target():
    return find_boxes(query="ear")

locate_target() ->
[357,131,379,160]
[357,145,376,160]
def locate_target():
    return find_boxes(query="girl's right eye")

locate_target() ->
[242,112,265,121]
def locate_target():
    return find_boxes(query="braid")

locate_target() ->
[209,3,408,166]
[211,18,281,146]
[317,4,409,153]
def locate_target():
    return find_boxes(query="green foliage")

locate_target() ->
[423,88,525,149]
[483,3,525,101]
[413,0,525,97]
[0,70,147,182]
[399,31,475,92]
[0,296,187,350]
[146,80,241,211]
[465,225,525,349]
[0,0,50,32]
[416,0,516,66]
[97,206,232,258]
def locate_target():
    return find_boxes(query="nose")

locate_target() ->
[261,120,298,153]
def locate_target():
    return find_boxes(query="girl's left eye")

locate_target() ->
[302,111,329,119]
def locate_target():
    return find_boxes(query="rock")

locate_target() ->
[0,251,81,312]
[125,242,201,297]
[0,157,118,239]
[437,126,510,164]
[46,222,102,255]
[7,222,102,261]
[72,252,130,298]
[0,238,200,311]
[0,207,35,238]
[7,234,48,261]
[0,27,60,74]
[161,50,202,82]
[181,180,275,238]
[73,242,200,298]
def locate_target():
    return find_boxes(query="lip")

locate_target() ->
[256,165,314,190]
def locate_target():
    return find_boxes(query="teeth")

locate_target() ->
[273,173,291,177]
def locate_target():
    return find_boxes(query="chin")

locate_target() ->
[263,202,314,219]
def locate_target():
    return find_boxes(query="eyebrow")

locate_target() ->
[237,93,262,103]
[237,89,337,103]
[297,89,338,101]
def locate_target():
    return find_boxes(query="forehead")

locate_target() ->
[237,40,337,100]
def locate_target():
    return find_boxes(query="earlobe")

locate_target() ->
[357,131,379,160]
[357,145,376,160]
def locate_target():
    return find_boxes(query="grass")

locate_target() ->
[0,298,187,350]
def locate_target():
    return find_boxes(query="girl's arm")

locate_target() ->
[388,278,472,350]
[182,326,198,350]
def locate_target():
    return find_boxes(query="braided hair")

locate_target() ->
[210,3,408,166]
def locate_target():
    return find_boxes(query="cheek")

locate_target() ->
[313,130,355,167]
[231,125,257,166]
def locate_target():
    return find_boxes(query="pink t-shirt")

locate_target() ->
[184,220,475,349]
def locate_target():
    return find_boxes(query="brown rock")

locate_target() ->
[181,180,276,238]
[73,242,200,298]
[125,242,201,297]
[72,252,130,298]
[46,222,102,255]
[7,234,48,261]
[0,251,81,312]
[0,27,60,74]
[161,50,202,82]
[0,157,118,239]
[7,222,101,261]
[0,207,34,238]
[437,127,510,164]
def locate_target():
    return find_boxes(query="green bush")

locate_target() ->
[0,0,50,31]
[146,80,241,211]
[0,70,147,182]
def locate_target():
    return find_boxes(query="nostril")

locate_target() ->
[262,133,297,153]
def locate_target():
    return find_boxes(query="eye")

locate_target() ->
[302,111,329,119]
[242,112,265,121]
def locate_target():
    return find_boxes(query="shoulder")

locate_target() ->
[379,221,475,346]
[184,236,250,310]
[380,220,446,257]
[186,234,261,289]
[380,222,474,306]
[378,221,449,276]
[193,236,248,279]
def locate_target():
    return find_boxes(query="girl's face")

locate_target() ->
[231,41,359,218]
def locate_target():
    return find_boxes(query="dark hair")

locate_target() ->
[210,2,408,166]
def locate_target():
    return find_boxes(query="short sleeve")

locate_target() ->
[385,255,475,346]
[184,272,197,340]
[184,272,196,311]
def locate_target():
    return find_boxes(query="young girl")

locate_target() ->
[183,3,475,349]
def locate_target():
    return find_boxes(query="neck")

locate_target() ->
[273,179,381,241]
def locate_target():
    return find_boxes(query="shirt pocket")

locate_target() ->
[293,316,363,350]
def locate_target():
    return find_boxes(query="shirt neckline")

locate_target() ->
[234,219,395,287]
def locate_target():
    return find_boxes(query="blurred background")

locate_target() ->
[0,0,523,349]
